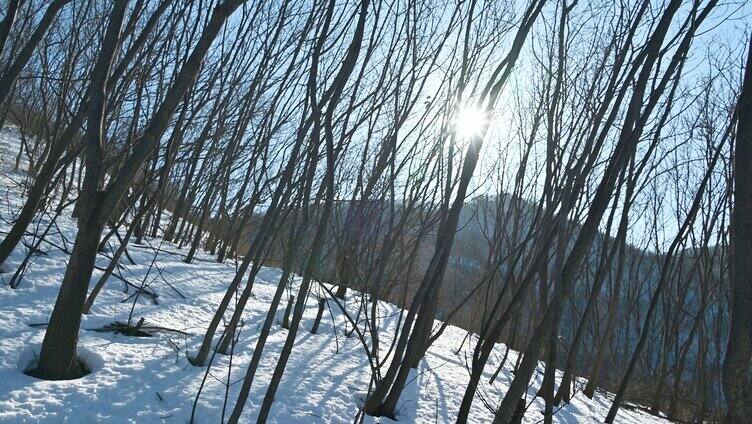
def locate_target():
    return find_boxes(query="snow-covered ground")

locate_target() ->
[0,127,669,423]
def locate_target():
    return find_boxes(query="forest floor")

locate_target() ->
[0,126,670,423]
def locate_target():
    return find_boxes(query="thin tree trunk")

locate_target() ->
[0,0,22,59]
[722,33,752,424]
[0,0,71,104]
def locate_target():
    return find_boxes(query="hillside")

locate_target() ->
[0,129,672,423]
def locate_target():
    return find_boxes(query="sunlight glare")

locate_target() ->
[454,105,487,140]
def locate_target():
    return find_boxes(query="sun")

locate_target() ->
[454,105,487,140]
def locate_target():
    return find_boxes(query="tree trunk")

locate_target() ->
[30,0,128,380]
[722,33,752,424]
[0,0,71,104]
[0,0,22,66]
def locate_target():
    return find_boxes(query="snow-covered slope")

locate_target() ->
[0,127,669,423]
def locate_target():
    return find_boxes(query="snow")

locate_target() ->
[0,127,669,423]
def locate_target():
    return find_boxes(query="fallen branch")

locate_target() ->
[88,320,192,337]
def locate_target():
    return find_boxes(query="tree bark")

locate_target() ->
[722,33,752,424]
